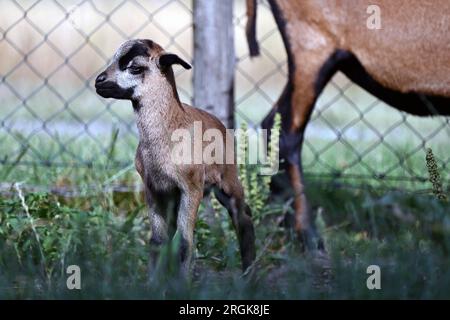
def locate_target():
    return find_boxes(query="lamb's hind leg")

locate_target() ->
[214,176,256,272]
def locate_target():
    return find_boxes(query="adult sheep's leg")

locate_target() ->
[261,83,293,196]
[264,48,340,251]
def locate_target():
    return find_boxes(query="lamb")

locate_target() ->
[95,39,256,275]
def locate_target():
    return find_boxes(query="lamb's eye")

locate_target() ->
[128,66,145,75]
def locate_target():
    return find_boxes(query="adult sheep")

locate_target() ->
[246,0,450,249]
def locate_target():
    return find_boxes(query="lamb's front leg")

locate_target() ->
[146,188,169,279]
[177,185,203,276]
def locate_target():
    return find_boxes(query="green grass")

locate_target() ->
[0,177,449,299]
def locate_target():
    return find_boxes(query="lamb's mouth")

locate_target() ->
[95,82,134,100]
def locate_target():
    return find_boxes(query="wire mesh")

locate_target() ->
[1,0,449,191]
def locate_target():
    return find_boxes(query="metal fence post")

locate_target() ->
[193,0,235,128]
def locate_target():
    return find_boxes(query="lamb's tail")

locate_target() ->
[246,0,260,57]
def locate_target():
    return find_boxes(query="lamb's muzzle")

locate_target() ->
[95,39,256,275]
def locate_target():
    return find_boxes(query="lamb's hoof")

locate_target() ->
[281,213,325,252]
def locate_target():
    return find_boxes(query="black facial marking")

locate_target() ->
[95,81,134,100]
[119,42,150,70]
[143,39,154,49]
[128,66,147,75]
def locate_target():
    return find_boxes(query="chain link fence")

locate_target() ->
[1,0,449,191]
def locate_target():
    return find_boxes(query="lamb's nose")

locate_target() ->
[95,72,107,85]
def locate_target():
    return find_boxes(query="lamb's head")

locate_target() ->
[95,39,191,101]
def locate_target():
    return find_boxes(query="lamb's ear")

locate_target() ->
[158,53,192,70]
